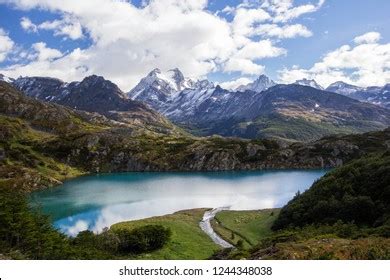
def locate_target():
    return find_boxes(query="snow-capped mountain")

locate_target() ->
[9,70,390,142]
[326,82,390,108]
[294,79,324,90]
[326,81,363,95]
[236,75,276,93]
[128,68,217,113]
[128,68,197,111]
[0,74,14,83]
[164,79,215,119]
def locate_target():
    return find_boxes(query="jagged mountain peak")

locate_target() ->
[236,74,276,93]
[294,78,324,90]
[0,73,14,83]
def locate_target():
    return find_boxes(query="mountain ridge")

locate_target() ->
[6,71,390,142]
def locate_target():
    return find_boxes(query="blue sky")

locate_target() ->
[0,0,389,90]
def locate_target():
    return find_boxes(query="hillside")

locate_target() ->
[183,85,390,142]
[244,153,390,260]
[11,77,182,136]
[272,153,390,230]
[1,81,390,192]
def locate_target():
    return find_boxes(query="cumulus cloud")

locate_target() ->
[31,42,63,61]
[225,58,265,75]
[354,31,381,44]
[20,17,38,32]
[261,0,325,23]
[224,40,286,74]
[254,23,312,39]
[219,77,253,90]
[0,0,325,90]
[0,28,14,62]
[279,32,390,87]
[20,16,83,40]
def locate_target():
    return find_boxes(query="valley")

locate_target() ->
[0,71,389,260]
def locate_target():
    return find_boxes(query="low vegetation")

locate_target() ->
[112,209,220,260]
[211,209,279,249]
[0,185,172,259]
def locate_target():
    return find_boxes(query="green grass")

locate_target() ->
[111,209,220,260]
[214,209,280,246]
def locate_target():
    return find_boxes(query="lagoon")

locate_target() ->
[30,170,327,236]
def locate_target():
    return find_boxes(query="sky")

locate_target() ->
[0,0,389,91]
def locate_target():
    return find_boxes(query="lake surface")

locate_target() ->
[30,170,327,236]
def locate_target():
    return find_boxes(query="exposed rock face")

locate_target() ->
[7,79,182,136]
[42,127,389,174]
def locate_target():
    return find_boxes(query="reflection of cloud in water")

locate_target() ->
[65,220,89,236]
[59,194,278,235]
[41,170,327,236]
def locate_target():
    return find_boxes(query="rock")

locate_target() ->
[246,143,265,157]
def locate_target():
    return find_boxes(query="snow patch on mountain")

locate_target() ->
[0,74,14,83]
[294,79,324,90]
[326,81,363,95]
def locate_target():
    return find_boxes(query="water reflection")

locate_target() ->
[30,170,327,236]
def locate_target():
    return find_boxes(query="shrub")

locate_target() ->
[115,225,171,254]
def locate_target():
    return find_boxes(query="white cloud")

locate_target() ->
[224,40,286,75]
[31,42,63,61]
[232,7,270,38]
[262,0,325,23]
[225,58,265,75]
[20,17,38,32]
[38,16,84,40]
[0,0,325,90]
[354,31,381,44]
[235,40,287,60]
[219,77,253,90]
[254,23,312,39]
[0,28,14,62]
[20,16,83,40]
[279,32,390,87]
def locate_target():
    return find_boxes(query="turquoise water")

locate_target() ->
[30,170,327,236]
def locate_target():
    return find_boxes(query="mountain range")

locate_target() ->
[2,69,390,142]
[326,81,390,108]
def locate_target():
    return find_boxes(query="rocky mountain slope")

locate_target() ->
[175,84,390,142]
[8,70,390,142]
[2,81,389,193]
[12,76,182,135]
[326,81,390,109]
[126,70,390,142]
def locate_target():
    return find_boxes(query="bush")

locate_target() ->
[115,225,171,254]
